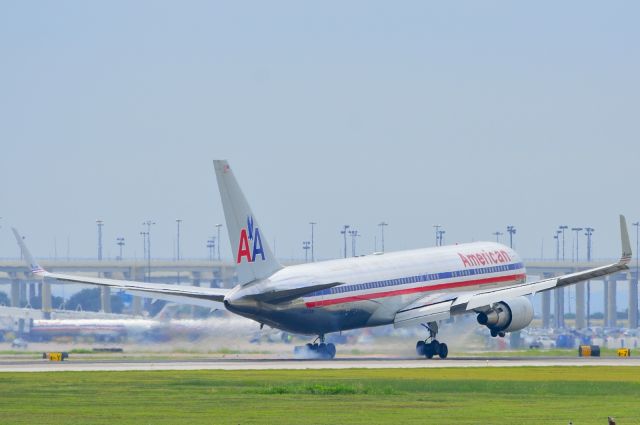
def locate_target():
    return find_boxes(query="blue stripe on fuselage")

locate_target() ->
[307,262,525,298]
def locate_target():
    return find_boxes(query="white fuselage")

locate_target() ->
[224,241,526,335]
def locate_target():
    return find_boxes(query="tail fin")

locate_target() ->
[213,160,282,284]
[11,228,47,276]
[620,214,632,264]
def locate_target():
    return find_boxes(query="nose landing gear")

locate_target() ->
[415,322,448,359]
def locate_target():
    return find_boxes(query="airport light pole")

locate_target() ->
[207,237,215,261]
[303,241,311,262]
[559,225,568,261]
[142,220,155,283]
[215,224,222,261]
[571,227,583,262]
[176,219,182,284]
[437,229,445,247]
[633,222,640,327]
[584,227,594,262]
[433,225,441,246]
[140,231,148,281]
[507,225,516,249]
[176,219,182,262]
[634,222,640,269]
[116,237,125,261]
[19,235,25,260]
[584,227,594,328]
[493,231,503,243]
[633,221,639,281]
[378,221,388,252]
[349,229,360,257]
[554,230,561,261]
[309,222,317,261]
[96,220,104,261]
[341,225,350,258]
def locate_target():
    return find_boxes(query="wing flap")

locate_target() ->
[394,300,453,328]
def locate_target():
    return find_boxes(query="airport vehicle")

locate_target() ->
[13,161,632,359]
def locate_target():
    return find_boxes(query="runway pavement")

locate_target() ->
[2,356,640,372]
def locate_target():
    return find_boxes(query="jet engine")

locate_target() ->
[476,296,534,337]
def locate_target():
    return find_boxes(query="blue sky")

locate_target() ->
[0,1,638,261]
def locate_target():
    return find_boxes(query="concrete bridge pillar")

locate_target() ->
[41,280,52,317]
[132,296,142,315]
[124,268,143,315]
[554,288,565,329]
[541,273,553,328]
[542,291,551,328]
[10,274,21,307]
[19,280,28,307]
[575,283,586,329]
[101,272,112,313]
[630,271,638,328]
[28,283,36,306]
[604,279,608,327]
[606,278,617,328]
[192,271,201,287]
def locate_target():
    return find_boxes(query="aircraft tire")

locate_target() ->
[424,340,439,359]
[438,343,448,359]
[326,343,336,359]
[429,339,440,353]
[423,344,434,359]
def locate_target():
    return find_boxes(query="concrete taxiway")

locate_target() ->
[2,357,640,372]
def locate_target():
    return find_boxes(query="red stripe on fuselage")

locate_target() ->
[304,273,526,308]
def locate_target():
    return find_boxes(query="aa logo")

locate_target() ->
[236,216,265,263]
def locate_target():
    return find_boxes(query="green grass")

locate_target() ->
[0,350,42,355]
[1,367,639,424]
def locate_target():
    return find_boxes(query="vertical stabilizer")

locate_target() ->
[213,160,282,284]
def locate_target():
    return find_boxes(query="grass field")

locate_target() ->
[1,367,639,424]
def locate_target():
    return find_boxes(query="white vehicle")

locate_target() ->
[13,161,632,359]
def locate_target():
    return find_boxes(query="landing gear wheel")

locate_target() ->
[418,322,449,360]
[326,343,336,359]
[424,345,434,359]
[429,339,440,354]
[438,343,448,359]
[318,343,327,357]
[295,335,336,359]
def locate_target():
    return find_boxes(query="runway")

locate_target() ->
[2,356,640,372]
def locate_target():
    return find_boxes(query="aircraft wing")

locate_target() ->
[12,228,228,309]
[394,215,632,328]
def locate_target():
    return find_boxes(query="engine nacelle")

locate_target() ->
[477,297,534,335]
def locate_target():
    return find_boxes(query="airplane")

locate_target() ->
[12,160,632,359]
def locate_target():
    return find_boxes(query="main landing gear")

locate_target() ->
[415,322,448,359]
[293,334,336,359]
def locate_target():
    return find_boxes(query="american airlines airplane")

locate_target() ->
[13,160,632,359]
